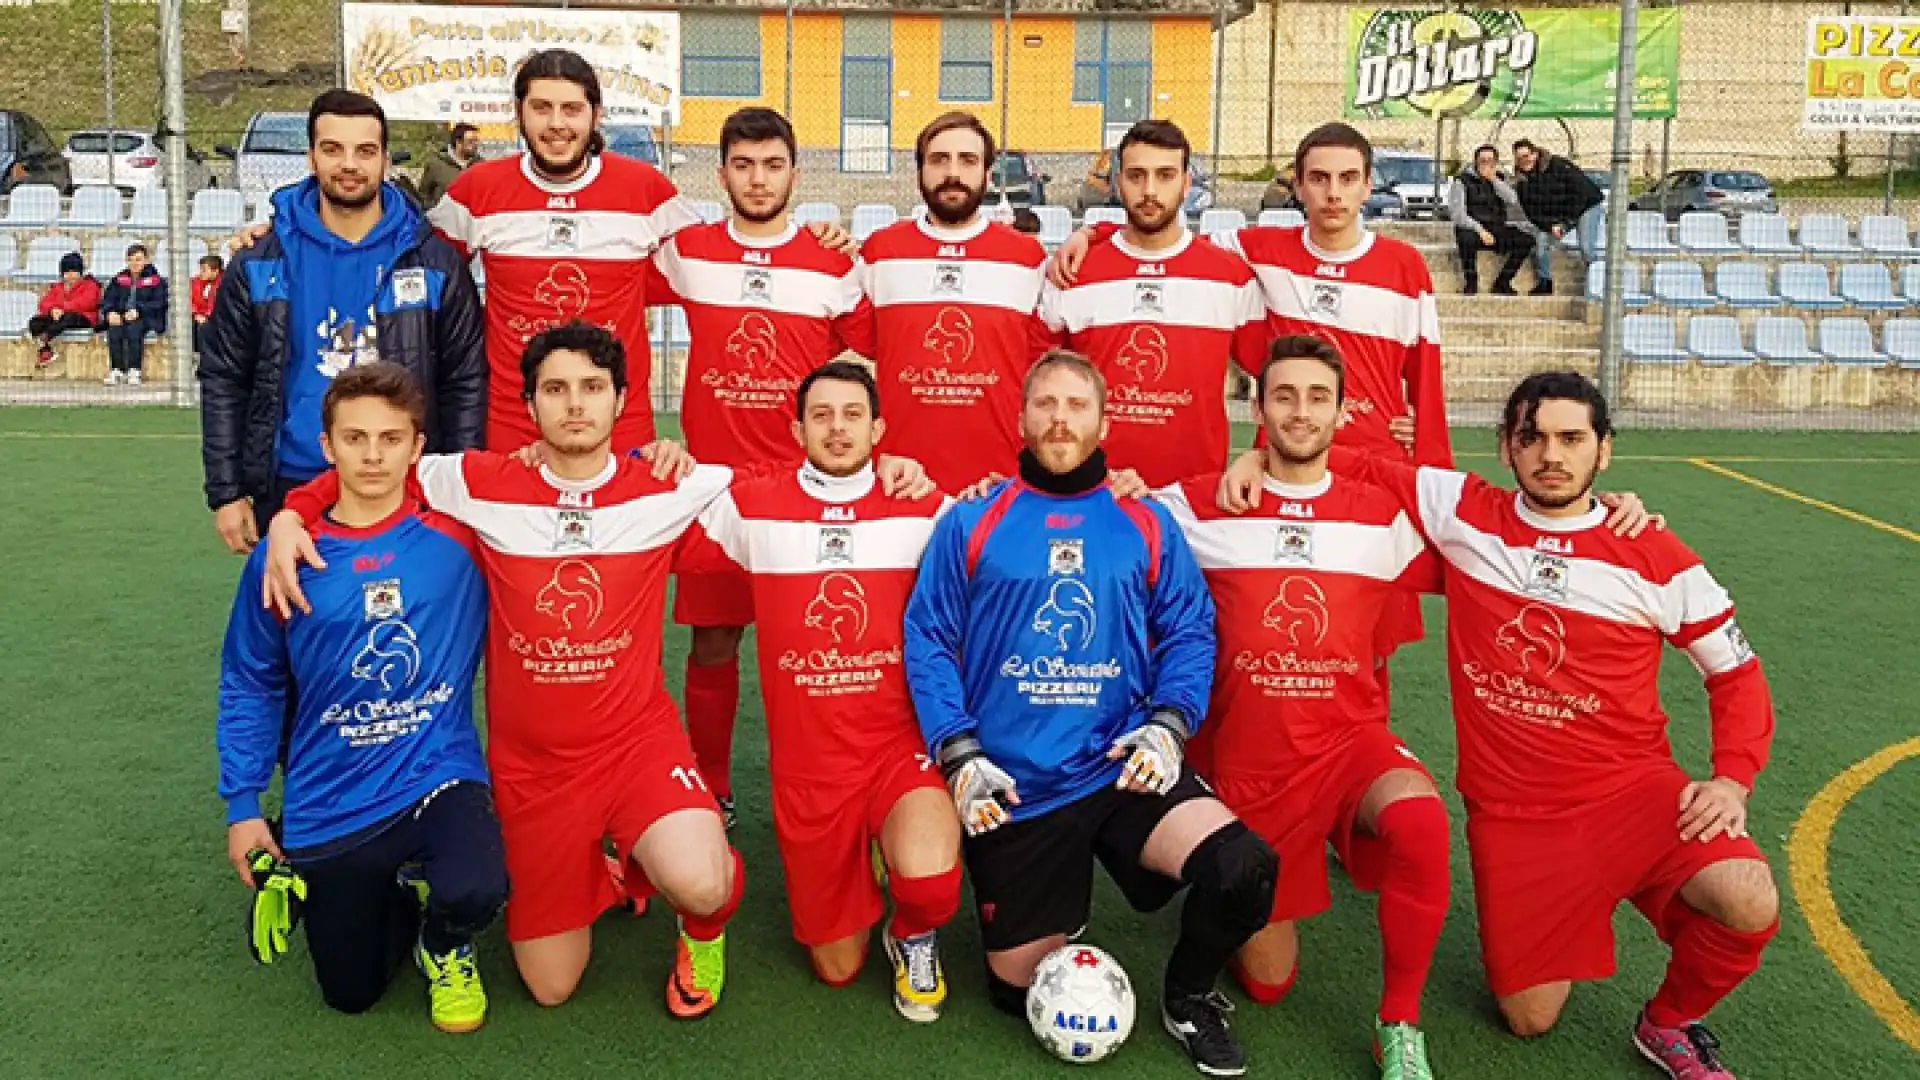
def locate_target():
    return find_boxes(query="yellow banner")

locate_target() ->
[1804,15,1920,131]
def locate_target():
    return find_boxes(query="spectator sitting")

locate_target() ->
[29,252,100,369]
[100,242,169,387]
[191,254,224,359]
[1447,144,1536,296]
[1010,207,1042,236]
[1512,138,1603,296]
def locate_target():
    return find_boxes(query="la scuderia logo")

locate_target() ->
[1352,9,1537,118]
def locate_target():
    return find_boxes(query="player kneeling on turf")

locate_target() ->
[217,363,508,1033]
[904,349,1279,1077]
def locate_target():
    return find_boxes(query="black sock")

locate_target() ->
[1164,823,1276,1000]
[987,968,1028,1018]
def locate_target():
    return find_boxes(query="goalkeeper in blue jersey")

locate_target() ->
[216,363,507,1033]
[904,349,1280,1077]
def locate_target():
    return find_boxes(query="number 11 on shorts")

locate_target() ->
[672,765,709,792]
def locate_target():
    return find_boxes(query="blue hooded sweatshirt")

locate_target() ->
[272,178,422,480]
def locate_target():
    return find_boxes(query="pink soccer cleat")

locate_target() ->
[1634,1009,1736,1078]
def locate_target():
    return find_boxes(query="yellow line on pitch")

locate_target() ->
[1689,458,1920,544]
[1787,738,1920,1051]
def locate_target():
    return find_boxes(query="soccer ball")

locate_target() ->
[1026,944,1136,1064]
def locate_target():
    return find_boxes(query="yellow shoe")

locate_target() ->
[416,942,486,1034]
[883,929,945,1023]
[667,927,725,1019]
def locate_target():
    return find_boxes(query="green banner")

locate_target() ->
[1345,8,1680,120]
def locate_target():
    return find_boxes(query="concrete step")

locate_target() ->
[1434,294,1587,321]
[1439,346,1599,404]
[1445,317,1600,350]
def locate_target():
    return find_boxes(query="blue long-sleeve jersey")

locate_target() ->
[904,480,1217,820]
[216,504,489,853]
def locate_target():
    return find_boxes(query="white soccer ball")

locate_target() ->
[1026,943,1136,1064]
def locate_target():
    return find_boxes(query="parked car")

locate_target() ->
[65,129,214,194]
[217,111,410,200]
[600,124,687,169]
[1371,149,1446,220]
[0,109,72,193]
[1631,169,1778,220]
[988,150,1049,210]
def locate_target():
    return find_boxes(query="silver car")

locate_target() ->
[64,130,214,194]
[1631,169,1779,221]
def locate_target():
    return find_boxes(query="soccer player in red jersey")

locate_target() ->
[1157,336,1448,1078]
[838,112,1057,492]
[683,362,962,1021]
[642,108,866,829]
[1224,372,1778,1078]
[1035,119,1268,488]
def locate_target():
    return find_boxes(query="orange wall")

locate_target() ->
[1152,19,1217,153]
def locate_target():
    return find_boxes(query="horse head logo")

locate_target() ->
[1033,578,1098,652]
[351,620,420,691]
[922,307,976,366]
[1260,577,1329,648]
[803,572,870,644]
[534,559,604,630]
[1495,604,1567,677]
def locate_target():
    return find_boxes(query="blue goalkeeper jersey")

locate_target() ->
[904,479,1216,820]
[216,503,489,852]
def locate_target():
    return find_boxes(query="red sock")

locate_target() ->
[1646,901,1777,1028]
[684,655,740,797]
[888,863,963,940]
[1232,958,1296,1006]
[681,848,745,942]
[1373,796,1451,1025]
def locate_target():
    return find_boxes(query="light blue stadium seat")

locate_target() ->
[1797,213,1860,257]
[1905,263,1920,304]
[155,238,208,269]
[1677,211,1740,255]
[1778,262,1844,310]
[1,184,62,229]
[124,186,168,231]
[19,235,81,284]
[1753,316,1822,362]
[1032,205,1073,248]
[1818,316,1886,363]
[1714,262,1779,309]
[793,202,840,227]
[850,203,897,241]
[1622,314,1684,362]
[62,185,123,229]
[1883,318,1920,366]
[1586,260,1650,306]
[1651,261,1715,308]
[1257,208,1305,228]
[0,289,36,336]
[1625,210,1678,255]
[1859,215,1920,258]
[1083,206,1127,228]
[187,189,246,234]
[1199,209,1246,236]
[90,235,133,275]
[688,199,725,225]
[1686,315,1754,365]
[248,194,274,226]
[1738,213,1799,257]
[0,234,16,280]
[1838,263,1905,310]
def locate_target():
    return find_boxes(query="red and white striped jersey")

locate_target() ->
[837,216,1055,491]
[684,463,949,781]
[644,221,863,468]
[1218,226,1451,467]
[1038,231,1268,488]
[1332,448,1774,813]
[429,152,702,452]
[1156,472,1436,780]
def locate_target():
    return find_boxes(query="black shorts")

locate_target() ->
[964,766,1213,952]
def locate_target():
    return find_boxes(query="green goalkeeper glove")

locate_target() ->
[245,848,307,965]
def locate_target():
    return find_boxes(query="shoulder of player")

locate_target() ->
[784,227,858,274]
[660,220,730,257]
[594,152,677,198]
[1578,518,1704,583]
[1183,234,1257,281]
[443,154,526,208]
[1365,233,1437,286]
[1322,472,1413,524]
[978,222,1047,266]
[1230,223,1306,261]
[413,506,480,549]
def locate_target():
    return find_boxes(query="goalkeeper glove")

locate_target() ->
[1108,709,1188,796]
[245,848,307,965]
[936,733,1019,837]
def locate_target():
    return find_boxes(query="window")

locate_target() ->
[939,18,994,102]
[684,12,761,98]
[1072,20,1152,112]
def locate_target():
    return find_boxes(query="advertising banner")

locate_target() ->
[1804,16,1920,132]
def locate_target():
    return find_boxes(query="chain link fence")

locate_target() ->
[2,0,1917,430]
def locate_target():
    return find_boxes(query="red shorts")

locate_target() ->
[771,740,945,947]
[673,565,755,628]
[494,727,721,942]
[1467,766,1770,997]
[1212,725,1431,924]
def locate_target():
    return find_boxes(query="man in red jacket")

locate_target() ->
[29,252,100,368]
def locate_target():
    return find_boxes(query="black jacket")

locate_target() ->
[1516,154,1604,230]
[101,264,169,325]
[198,196,487,510]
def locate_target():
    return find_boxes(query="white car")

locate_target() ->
[64,130,214,194]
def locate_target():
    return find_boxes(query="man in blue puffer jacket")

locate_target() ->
[199,88,486,552]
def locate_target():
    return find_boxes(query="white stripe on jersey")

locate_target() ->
[698,497,940,576]
[1255,264,1436,346]
[1156,484,1425,581]
[428,197,478,248]
[1039,276,1264,334]
[417,456,734,558]
[659,248,863,318]
[1683,613,1755,677]
[864,257,1044,314]
[438,205,696,262]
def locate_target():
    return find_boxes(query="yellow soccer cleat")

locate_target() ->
[667,927,726,1019]
[416,942,487,1034]
[883,929,946,1023]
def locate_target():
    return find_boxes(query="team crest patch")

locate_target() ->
[1131,281,1165,316]
[363,579,403,621]
[555,509,593,552]
[546,217,579,251]
[818,526,853,565]
[741,267,772,305]
[1274,524,1313,565]
[391,268,428,307]
[1525,551,1570,600]
[1310,280,1344,319]
[932,263,965,296]
[1048,538,1085,576]
[1724,620,1754,663]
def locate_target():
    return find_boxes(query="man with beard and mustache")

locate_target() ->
[837,112,1057,492]
[200,89,486,549]
[1032,119,1267,488]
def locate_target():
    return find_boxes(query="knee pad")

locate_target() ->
[987,969,1029,1019]
[1183,822,1279,937]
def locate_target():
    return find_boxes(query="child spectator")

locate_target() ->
[100,243,169,386]
[29,252,100,369]
[192,254,224,359]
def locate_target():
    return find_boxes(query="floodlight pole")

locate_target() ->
[160,0,195,404]
[1597,0,1640,402]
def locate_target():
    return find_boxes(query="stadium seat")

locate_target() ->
[1625,211,1679,255]
[850,203,897,241]
[1778,262,1845,310]
[1818,316,1887,363]
[1677,211,1740,255]
[1199,209,1247,236]
[1797,213,1860,257]
[1905,263,1920,305]
[1714,262,1780,309]
[124,186,168,231]
[1752,316,1823,362]
[0,289,35,336]
[187,189,245,234]
[1257,208,1305,228]
[1738,213,1800,256]
[1859,214,1920,258]
[1651,261,1716,308]
[689,199,725,225]
[1837,263,1906,310]
[1083,206,1127,227]
[1586,260,1650,306]
[0,184,62,229]
[0,234,16,280]
[1032,205,1073,248]
[1883,318,1920,366]
[793,202,840,227]
[247,194,273,226]
[18,235,81,284]
[62,185,123,229]
[1686,315,1755,365]
[90,235,132,275]
[1622,314,1685,362]
[155,238,209,269]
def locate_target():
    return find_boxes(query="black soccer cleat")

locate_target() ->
[717,795,738,833]
[1163,989,1247,1077]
